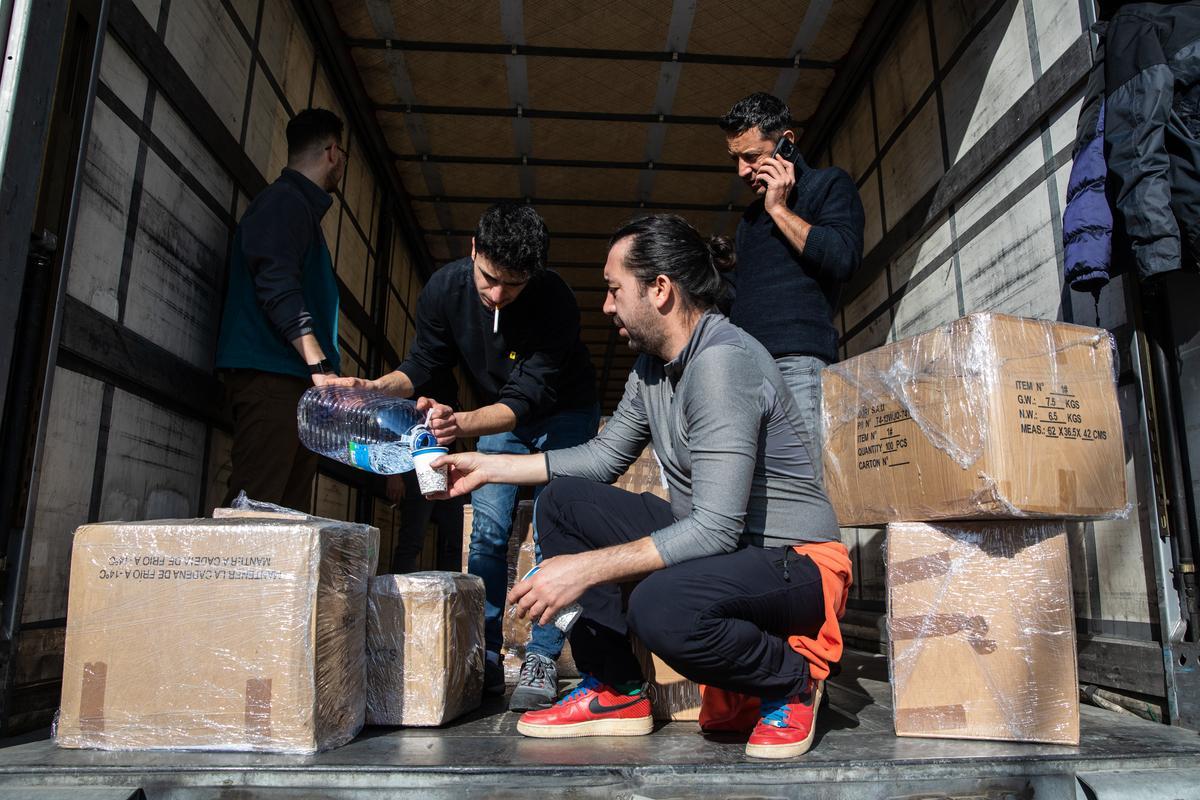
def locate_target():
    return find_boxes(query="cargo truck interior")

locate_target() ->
[0,0,1198,796]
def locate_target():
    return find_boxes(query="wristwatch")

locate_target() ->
[307,358,335,375]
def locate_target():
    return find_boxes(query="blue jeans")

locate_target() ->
[468,404,601,660]
[776,355,827,483]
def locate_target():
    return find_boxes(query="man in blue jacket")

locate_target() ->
[215,108,346,512]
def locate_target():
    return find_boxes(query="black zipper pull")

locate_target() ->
[782,549,791,582]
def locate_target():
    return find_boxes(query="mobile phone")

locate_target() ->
[771,135,799,164]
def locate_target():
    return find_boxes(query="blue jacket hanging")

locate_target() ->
[1063,32,1113,295]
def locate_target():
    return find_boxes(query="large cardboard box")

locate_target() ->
[56,515,378,753]
[822,313,1126,525]
[611,441,670,500]
[887,521,1079,745]
[366,572,484,726]
[631,637,701,721]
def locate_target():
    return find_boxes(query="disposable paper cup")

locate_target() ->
[412,446,449,495]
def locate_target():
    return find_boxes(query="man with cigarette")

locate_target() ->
[330,203,598,708]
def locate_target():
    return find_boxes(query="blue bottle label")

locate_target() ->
[347,441,373,470]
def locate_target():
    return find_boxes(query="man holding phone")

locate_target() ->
[720,93,864,477]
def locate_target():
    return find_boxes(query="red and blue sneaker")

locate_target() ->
[744,678,824,759]
[516,674,653,739]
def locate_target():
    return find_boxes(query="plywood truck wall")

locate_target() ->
[15,0,428,720]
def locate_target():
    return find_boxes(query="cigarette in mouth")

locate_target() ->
[493,307,499,333]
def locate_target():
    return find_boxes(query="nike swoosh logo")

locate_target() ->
[588,695,645,714]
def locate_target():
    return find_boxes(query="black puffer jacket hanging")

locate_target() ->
[1104,1,1200,283]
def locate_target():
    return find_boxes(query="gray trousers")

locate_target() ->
[776,355,828,483]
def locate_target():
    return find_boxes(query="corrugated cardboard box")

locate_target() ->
[612,444,670,500]
[887,520,1079,745]
[56,514,377,753]
[366,572,484,726]
[822,313,1126,525]
[631,637,701,721]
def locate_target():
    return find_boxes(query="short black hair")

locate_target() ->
[286,108,344,160]
[609,215,734,312]
[474,203,550,277]
[718,92,791,137]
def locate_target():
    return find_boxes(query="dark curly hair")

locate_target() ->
[474,203,550,278]
[718,92,791,138]
[609,215,735,312]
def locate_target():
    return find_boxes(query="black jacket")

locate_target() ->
[397,259,596,424]
[731,156,864,363]
[1105,2,1200,280]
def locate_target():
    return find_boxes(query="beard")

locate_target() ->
[614,313,665,357]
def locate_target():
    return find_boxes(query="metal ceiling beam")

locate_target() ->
[346,38,839,70]
[397,153,730,173]
[411,194,746,213]
[376,102,806,128]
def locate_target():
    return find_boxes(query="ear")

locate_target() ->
[470,238,477,260]
[650,274,672,310]
[783,129,796,143]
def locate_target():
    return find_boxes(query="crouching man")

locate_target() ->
[432,215,851,759]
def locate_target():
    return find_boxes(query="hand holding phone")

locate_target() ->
[757,136,798,212]
[771,135,799,164]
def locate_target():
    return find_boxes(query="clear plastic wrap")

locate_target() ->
[365,571,484,726]
[55,512,378,753]
[887,520,1079,745]
[822,312,1129,525]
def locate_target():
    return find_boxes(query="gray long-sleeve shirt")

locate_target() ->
[545,311,839,566]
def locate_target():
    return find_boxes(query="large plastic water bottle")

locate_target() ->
[296,386,437,475]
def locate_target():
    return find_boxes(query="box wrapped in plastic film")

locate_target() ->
[822,313,1127,525]
[55,513,377,753]
[631,636,701,721]
[887,521,1079,745]
[366,572,484,726]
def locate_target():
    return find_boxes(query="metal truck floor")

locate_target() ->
[0,650,1196,799]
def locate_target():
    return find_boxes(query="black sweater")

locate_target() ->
[731,158,864,362]
[398,258,596,424]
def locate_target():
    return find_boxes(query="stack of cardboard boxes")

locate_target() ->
[821,312,1128,745]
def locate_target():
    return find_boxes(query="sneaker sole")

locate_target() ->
[744,681,824,760]
[516,715,654,739]
[508,691,555,712]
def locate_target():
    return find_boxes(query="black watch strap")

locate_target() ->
[307,358,334,375]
